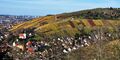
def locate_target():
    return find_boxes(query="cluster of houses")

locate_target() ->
[0,15,38,24]
[5,25,119,60]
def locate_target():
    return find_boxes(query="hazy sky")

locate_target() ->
[0,0,120,16]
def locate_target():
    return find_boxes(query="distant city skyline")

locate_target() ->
[0,0,120,16]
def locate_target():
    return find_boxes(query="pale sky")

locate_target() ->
[0,0,120,16]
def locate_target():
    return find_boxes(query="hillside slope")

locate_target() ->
[10,17,120,36]
[10,8,120,37]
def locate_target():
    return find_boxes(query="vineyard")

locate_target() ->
[10,15,120,37]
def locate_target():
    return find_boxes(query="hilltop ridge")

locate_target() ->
[57,7,120,19]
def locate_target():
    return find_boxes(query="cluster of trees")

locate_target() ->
[58,7,120,19]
